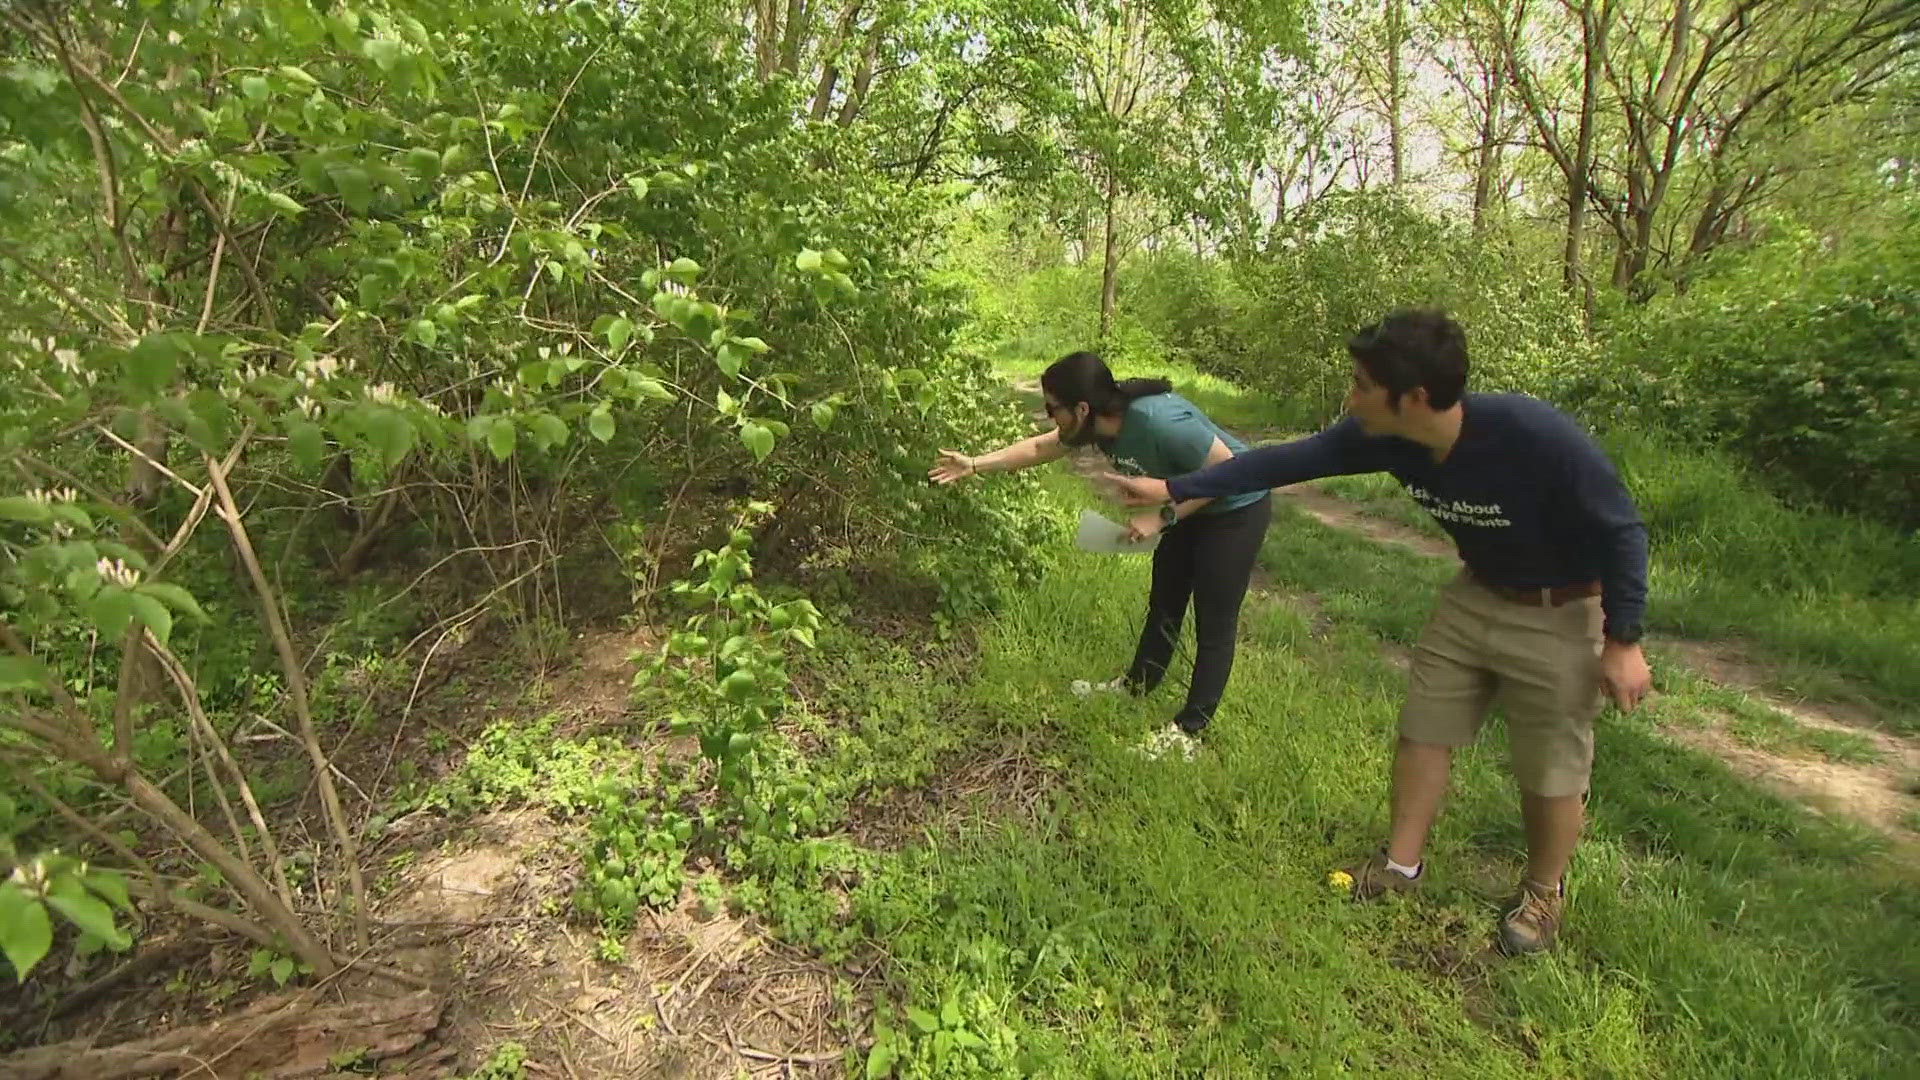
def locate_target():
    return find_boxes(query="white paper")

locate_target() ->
[1075,509,1160,555]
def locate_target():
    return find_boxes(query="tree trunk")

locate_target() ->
[778,0,809,74]
[1472,68,1505,233]
[1564,0,1610,292]
[1099,168,1119,340]
[836,31,878,125]
[1387,0,1406,186]
[753,0,779,80]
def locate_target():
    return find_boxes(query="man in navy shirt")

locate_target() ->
[1107,309,1653,955]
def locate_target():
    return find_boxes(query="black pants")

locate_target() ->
[1125,494,1273,733]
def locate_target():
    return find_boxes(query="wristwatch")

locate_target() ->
[1158,500,1179,529]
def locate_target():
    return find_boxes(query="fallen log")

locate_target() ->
[0,988,445,1080]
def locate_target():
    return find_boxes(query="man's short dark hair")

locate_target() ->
[1347,308,1469,410]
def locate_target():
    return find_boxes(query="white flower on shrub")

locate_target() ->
[95,557,141,588]
[54,348,82,376]
[23,488,76,507]
[367,382,398,404]
[295,395,322,418]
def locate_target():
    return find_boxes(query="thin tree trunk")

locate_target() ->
[1387,0,1406,186]
[836,32,878,125]
[778,0,809,74]
[1565,0,1610,292]
[1472,69,1505,232]
[1100,168,1119,340]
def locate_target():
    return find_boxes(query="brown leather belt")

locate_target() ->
[1471,574,1601,607]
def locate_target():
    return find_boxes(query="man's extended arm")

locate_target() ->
[1166,419,1383,502]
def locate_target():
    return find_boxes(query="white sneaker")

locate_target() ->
[1135,724,1199,761]
[1071,677,1128,697]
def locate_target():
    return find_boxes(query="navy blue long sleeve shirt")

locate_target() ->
[1167,394,1650,637]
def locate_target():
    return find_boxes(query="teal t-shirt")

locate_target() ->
[1097,393,1266,515]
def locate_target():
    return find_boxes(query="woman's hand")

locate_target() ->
[929,449,977,485]
[1123,511,1164,543]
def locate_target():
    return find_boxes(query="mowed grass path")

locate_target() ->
[883,361,1920,1076]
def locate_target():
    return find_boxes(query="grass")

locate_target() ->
[858,468,1920,1076]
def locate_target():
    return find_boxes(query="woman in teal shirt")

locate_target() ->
[929,351,1274,757]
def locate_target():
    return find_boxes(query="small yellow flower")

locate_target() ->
[1326,870,1354,893]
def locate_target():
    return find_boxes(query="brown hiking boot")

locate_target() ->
[1344,850,1423,902]
[1499,878,1564,955]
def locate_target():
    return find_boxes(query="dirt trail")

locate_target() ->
[1266,481,1920,847]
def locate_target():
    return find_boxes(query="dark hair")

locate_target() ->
[1040,351,1173,416]
[1346,308,1469,410]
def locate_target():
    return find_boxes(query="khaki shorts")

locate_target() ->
[1399,570,1604,797]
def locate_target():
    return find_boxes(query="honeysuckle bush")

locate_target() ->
[0,0,1055,983]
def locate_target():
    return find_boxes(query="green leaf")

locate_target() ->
[330,165,372,214]
[270,954,295,986]
[277,65,320,86]
[138,583,207,623]
[363,38,405,73]
[129,593,172,645]
[50,503,94,533]
[0,884,52,982]
[486,416,516,461]
[186,389,232,450]
[404,147,441,180]
[588,407,615,443]
[605,317,633,354]
[287,421,326,473]
[941,995,962,1028]
[719,669,757,702]
[906,1007,939,1034]
[529,412,568,450]
[715,344,744,378]
[126,334,185,394]
[46,878,129,952]
[731,336,770,354]
[724,731,753,758]
[809,402,835,430]
[411,319,438,347]
[866,1045,898,1079]
[0,497,51,525]
[666,257,700,283]
[266,192,306,217]
[633,378,673,403]
[241,76,269,103]
[740,422,774,462]
[714,389,737,416]
[84,871,132,912]
[626,175,649,200]
[364,407,415,467]
[0,656,48,694]
[89,588,136,639]
[796,248,823,272]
